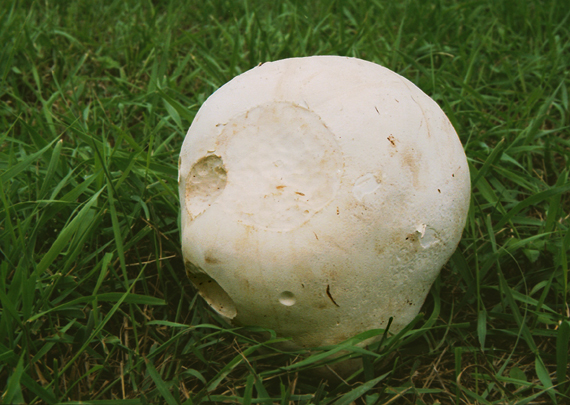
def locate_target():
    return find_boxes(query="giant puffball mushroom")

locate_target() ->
[179,56,470,349]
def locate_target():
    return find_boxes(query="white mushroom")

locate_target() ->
[179,56,470,349]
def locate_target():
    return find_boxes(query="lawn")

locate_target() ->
[1,0,569,403]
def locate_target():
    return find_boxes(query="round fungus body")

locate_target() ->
[179,56,470,349]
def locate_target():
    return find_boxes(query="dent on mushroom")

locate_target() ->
[406,224,441,249]
[419,226,440,248]
[278,291,296,306]
[212,101,343,232]
[352,173,381,201]
[185,261,237,319]
[184,155,227,219]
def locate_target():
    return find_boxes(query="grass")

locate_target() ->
[0,0,569,403]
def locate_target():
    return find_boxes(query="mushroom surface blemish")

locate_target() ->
[185,261,237,319]
[214,101,342,232]
[278,291,296,306]
[419,226,440,249]
[184,155,227,219]
[326,285,340,307]
[353,173,382,201]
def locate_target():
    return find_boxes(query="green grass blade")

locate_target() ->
[535,354,556,404]
[145,357,180,405]
[556,320,570,389]
[34,187,104,277]
[494,183,570,230]
[544,171,568,234]
[38,138,63,199]
[471,138,505,188]
[242,374,254,405]
[2,353,25,404]
[0,135,60,183]
[332,371,390,405]
[28,293,165,322]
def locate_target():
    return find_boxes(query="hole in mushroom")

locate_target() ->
[411,224,441,248]
[184,155,227,219]
[278,291,296,306]
[419,227,440,248]
[185,261,237,319]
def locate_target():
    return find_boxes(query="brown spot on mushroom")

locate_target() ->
[315,302,327,310]
[452,167,461,177]
[295,191,305,196]
[402,148,421,188]
[205,255,221,264]
[375,241,386,255]
[276,185,286,189]
[387,135,396,147]
[405,233,418,242]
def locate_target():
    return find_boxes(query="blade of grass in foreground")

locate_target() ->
[0,135,60,183]
[145,357,180,405]
[34,187,104,278]
[332,371,390,405]
[54,265,148,379]
[556,320,570,391]
[3,354,25,405]
[28,293,165,321]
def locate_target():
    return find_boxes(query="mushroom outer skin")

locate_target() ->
[179,55,470,349]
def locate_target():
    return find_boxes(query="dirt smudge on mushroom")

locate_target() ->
[375,241,387,255]
[401,147,421,189]
[204,254,221,265]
